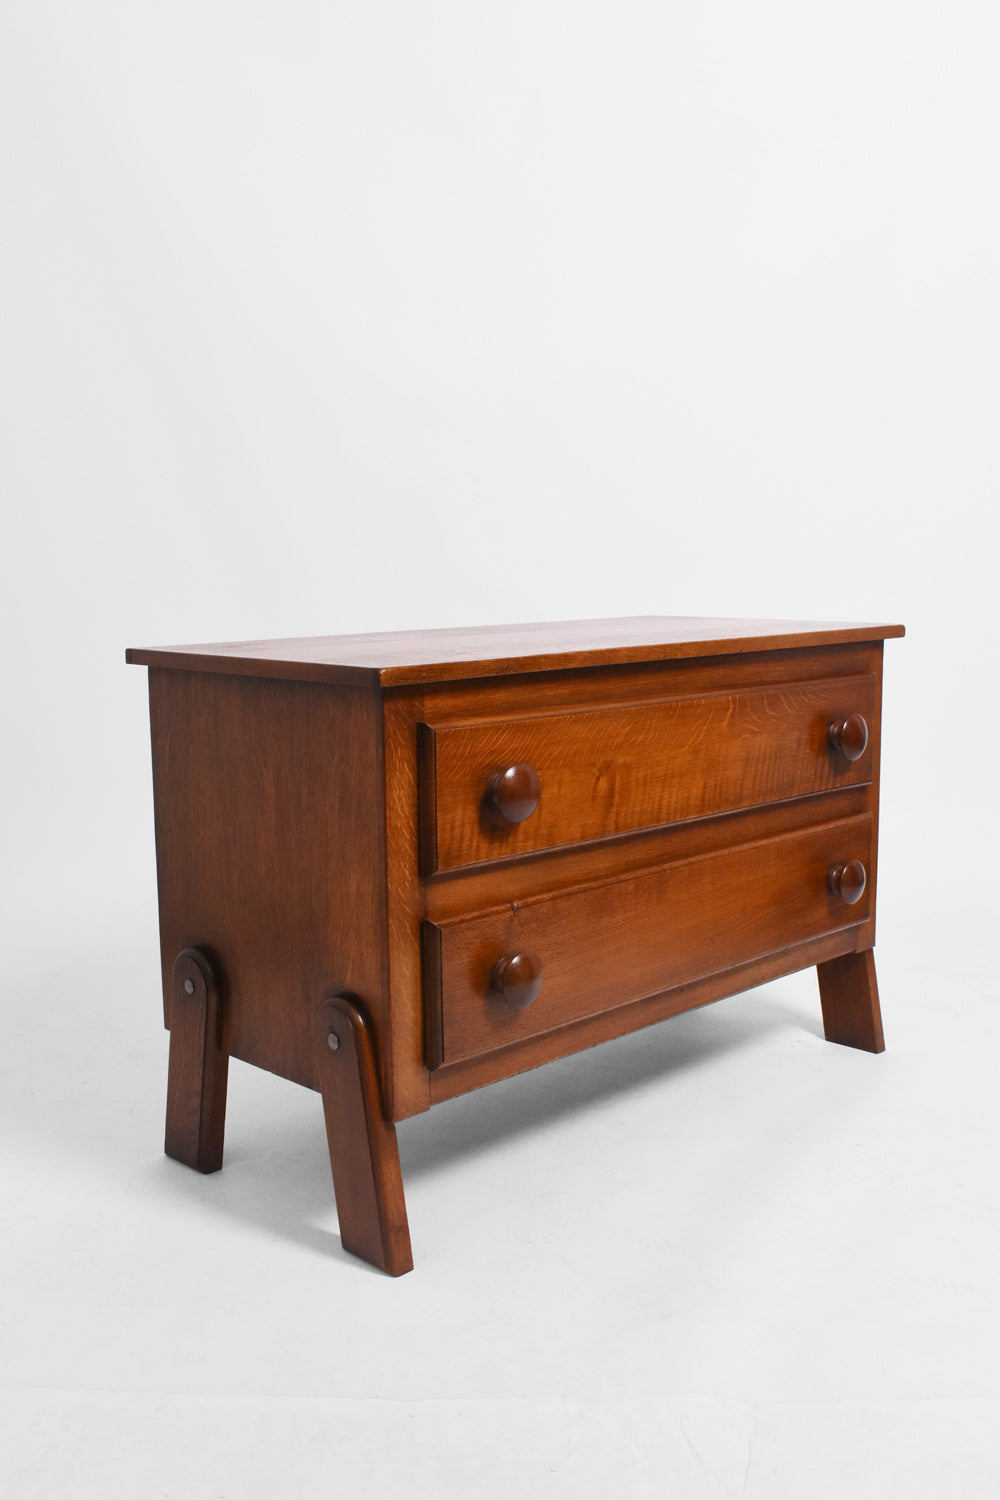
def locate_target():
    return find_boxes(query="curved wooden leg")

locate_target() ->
[317,995,413,1277]
[817,949,885,1053]
[165,947,229,1172]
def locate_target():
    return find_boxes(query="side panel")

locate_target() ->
[147,669,390,1095]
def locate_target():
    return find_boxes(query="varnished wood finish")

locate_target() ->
[386,696,433,1117]
[424,674,877,871]
[127,616,905,687]
[164,947,228,1173]
[416,640,882,718]
[317,995,413,1277]
[827,859,867,905]
[130,616,903,1273]
[147,669,392,1100]
[828,712,869,762]
[393,648,882,1110]
[487,762,542,824]
[817,949,885,1053]
[429,925,868,1104]
[427,783,872,924]
[425,815,873,1067]
[490,951,545,1011]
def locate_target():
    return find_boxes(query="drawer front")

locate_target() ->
[424,814,873,1067]
[421,674,877,871]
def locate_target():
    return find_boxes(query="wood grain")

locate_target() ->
[126,616,905,687]
[164,947,229,1173]
[131,617,901,1273]
[383,641,883,1116]
[817,948,885,1052]
[425,782,872,925]
[424,674,878,870]
[425,814,874,1067]
[383,692,434,1119]
[416,641,882,723]
[148,669,391,1096]
[429,926,866,1105]
[317,995,413,1276]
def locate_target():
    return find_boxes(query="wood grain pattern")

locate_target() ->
[425,814,874,1067]
[148,669,391,1096]
[416,641,882,723]
[164,947,229,1173]
[130,617,901,1272]
[425,782,872,926]
[429,925,866,1105]
[424,674,878,871]
[317,995,413,1276]
[384,641,883,1115]
[126,615,905,687]
[846,643,883,959]
[817,948,885,1052]
[383,692,433,1119]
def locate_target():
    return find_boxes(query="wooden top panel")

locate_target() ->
[126,616,904,687]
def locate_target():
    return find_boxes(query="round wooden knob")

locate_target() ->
[487,763,541,823]
[827,860,867,905]
[828,713,869,762]
[490,952,544,1010]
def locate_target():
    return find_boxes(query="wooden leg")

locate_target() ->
[165,947,229,1172]
[817,949,885,1053]
[317,995,413,1277]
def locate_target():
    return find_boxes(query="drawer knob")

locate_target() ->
[828,860,867,905]
[488,763,541,823]
[490,952,545,1010]
[828,713,869,761]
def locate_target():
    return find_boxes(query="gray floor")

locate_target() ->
[2,895,995,1498]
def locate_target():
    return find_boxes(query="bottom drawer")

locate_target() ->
[424,814,873,1067]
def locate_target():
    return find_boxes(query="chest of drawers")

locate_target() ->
[128,615,904,1275]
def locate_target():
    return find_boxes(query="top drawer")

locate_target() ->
[420,674,877,871]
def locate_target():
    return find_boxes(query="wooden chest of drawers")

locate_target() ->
[128,616,904,1275]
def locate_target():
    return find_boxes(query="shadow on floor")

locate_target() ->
[164,981,822,1263]
[397,985,823,1180]
[2,928,822,1268]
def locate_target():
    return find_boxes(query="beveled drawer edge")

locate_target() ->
[421,919,445,1071]
[422,781,874,898]
[421,812,875,1072]
[416,720,438,877]
[427,810,874,929]
[425,924,868,1100]
[419,671,876,734]
[404,639,884,718]
[419,671,879,874]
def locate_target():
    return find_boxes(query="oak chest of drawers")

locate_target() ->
[128,615,904,1275]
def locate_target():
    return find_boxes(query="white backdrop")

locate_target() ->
[2,4,998,1496]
